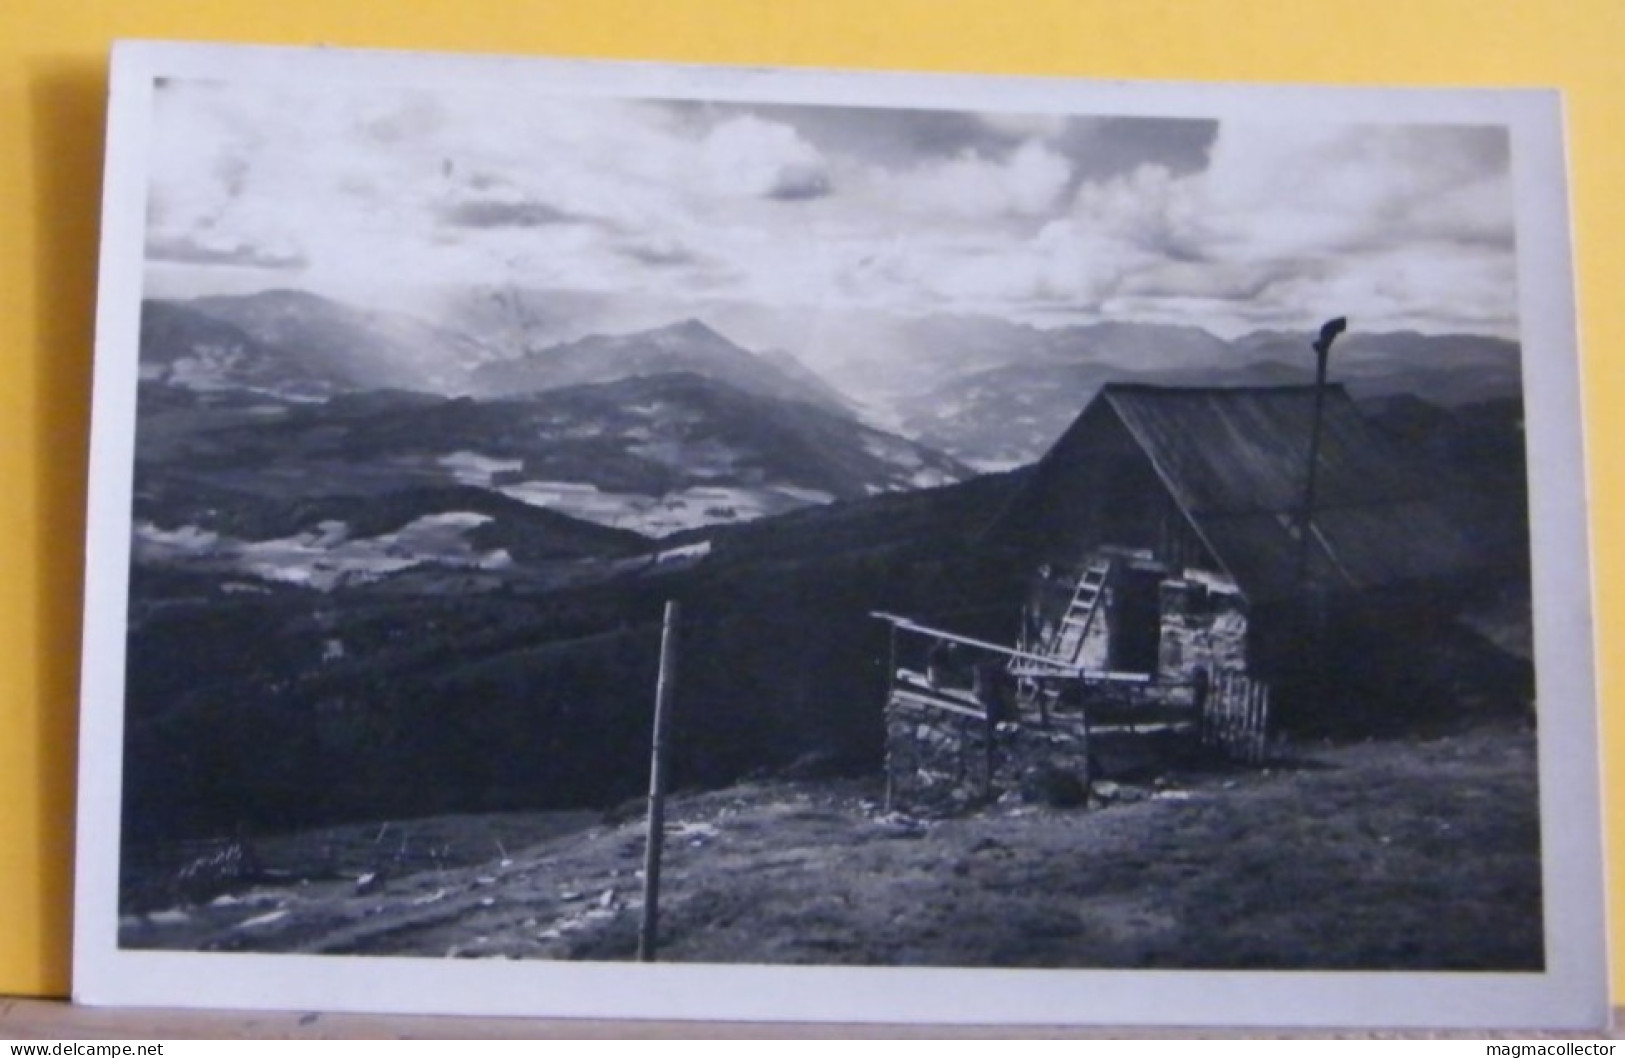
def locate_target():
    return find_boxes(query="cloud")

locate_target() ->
[1053,117,1218,184]
[665,103,1012,170]
[677,105,1216,185]
[1192,123,1513,258]
[702,116,831,201]
[808,119,1517,335]
[141,76,1517,338]
[994,121,1520,334]
[440,199,587,229]
[1070,163,1210,262]
[617,239,701,269]
[147,233,307,270]
[767,170,832,201]
[897,140,1072,219]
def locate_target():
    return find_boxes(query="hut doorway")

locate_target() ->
[1112,565,1163,675]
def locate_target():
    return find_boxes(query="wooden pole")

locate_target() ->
[1258,682,1268,763]
[884,623,897,812]
[638,601,680,963]
[1296,317,1347,589]
[1296,342,1331,588]
[1247,680,1261,764]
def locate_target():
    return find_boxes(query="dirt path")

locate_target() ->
[120,723,1542,971]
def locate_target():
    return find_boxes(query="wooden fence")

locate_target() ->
[1200,669,1271,764]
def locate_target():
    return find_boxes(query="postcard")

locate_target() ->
[73,40,1606,1027]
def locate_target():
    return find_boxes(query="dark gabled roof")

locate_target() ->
[1103,385,1440,515]
[1001,383,1486,603]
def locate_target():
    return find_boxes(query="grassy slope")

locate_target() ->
[121,721,1541,972]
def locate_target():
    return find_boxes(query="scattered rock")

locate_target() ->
[172,840,260,906]
[236,909,289,929]
[873,812,928,839]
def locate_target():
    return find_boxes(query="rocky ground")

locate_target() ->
[120,720,1543,971]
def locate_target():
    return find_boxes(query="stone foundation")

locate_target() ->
[884,691,1092,814]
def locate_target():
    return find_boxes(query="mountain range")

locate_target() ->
[131,363,973,590]
[137,288,1525,536]
[885,322,1521,466]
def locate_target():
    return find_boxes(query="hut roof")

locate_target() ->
[999,383,1486,603]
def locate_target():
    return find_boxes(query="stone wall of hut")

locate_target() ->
[1157,569,1249,691]
[883,694,1092,813]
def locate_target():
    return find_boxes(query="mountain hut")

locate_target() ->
[877,382,1495,811]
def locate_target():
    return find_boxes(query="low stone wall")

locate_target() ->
[884,691,1093,814]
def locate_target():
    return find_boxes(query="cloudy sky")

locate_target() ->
[143,75,1518,340]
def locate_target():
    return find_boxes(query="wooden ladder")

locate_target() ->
[1045,558,1112,665]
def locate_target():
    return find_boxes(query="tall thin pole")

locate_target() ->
[1295,345,1330,587]
[638,600,680,963]
[883,622,897,812]
[1296,317,1346,588]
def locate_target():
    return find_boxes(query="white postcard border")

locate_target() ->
[73,40,1607,1028]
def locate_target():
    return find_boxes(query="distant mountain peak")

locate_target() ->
[660,317,728,341]
[234,288,330,308]
[472,317,854,416]
[174,290,497,397]
[640,317,740,352]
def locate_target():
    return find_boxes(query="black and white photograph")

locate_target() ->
[73,43,1605,1027]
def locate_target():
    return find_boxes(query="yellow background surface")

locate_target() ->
[2,0,1619,1004]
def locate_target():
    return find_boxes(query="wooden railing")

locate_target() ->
[873,612,1271,761]
[1200,668,1272,764]
[872,612,1148,681]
